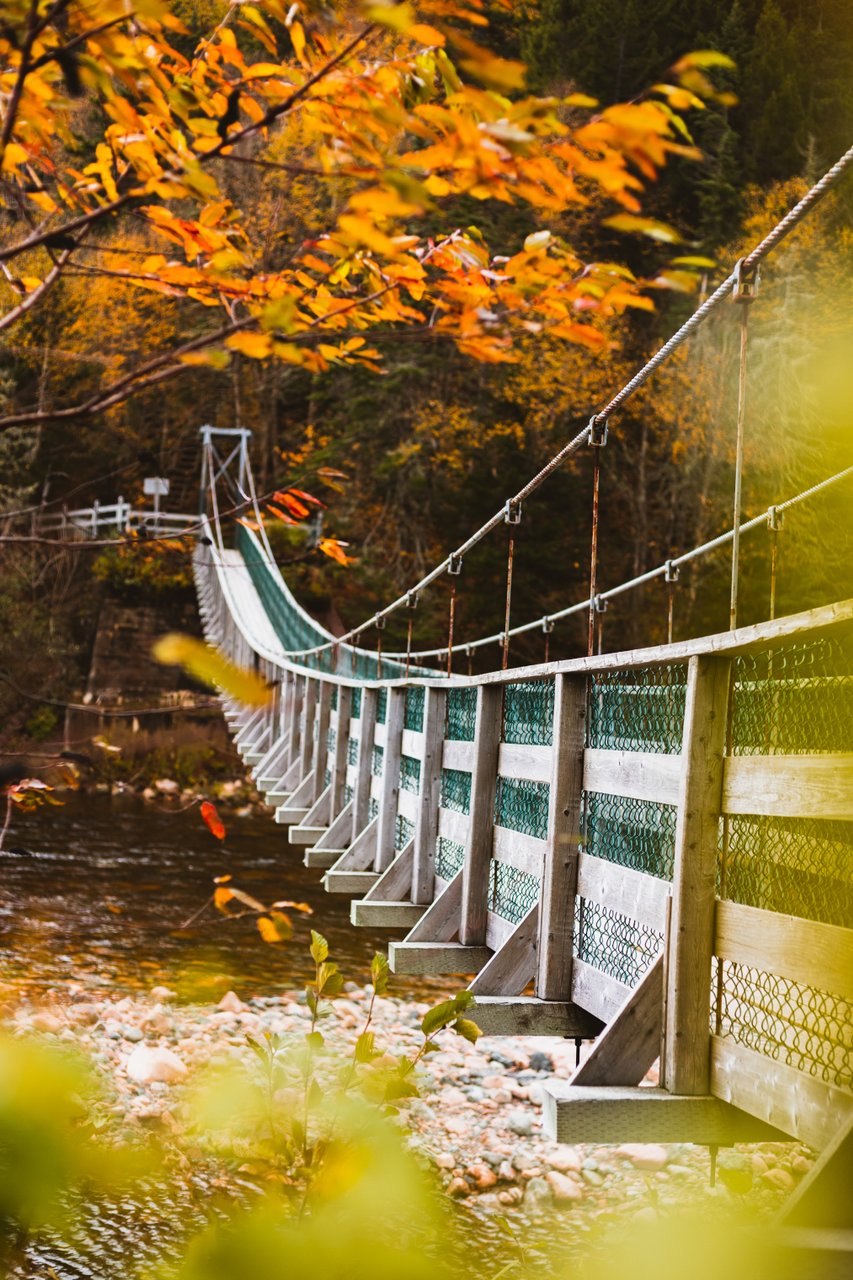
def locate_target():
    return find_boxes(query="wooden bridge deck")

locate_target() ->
[194,525,853,1178]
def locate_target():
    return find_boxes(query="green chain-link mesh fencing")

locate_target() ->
[714,633,853,1089]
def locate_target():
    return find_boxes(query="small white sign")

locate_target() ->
[143,477,170,496]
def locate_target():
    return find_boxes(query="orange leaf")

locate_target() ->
[318,537,354,566]
[257,911,293,943]
[201,800,226,840]
[214,886,235,912]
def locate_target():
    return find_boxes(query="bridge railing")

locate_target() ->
[194,531,853,1153]
[28,501,197,538]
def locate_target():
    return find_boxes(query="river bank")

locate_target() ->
[7,980,808,1232]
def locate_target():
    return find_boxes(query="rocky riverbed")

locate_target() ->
[7,980,810,1237]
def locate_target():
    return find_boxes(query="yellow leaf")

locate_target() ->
[225,332,273,359]
[178,348,231,369]
[257,911,293,944]
[603,214,682,244]
[1,142,28,172]
[152,633,271,706]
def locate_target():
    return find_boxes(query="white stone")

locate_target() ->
[546,1171,583,1203]
[154,778,179,794]
[217,990,244,1014]
[126,1044,187,1084]
[616,1143,669,1172]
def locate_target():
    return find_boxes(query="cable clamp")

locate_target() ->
[503,500,522,525]
[542,617,555,634]
[448,553,463,576]
[588,415,608,447]
[374,615,386,631]
[767,505,784,532]
[732,257,760,303]
[405,591,419,610]
[592,595,608,614]
[664,559,680,584]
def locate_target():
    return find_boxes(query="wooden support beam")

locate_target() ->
[411,686,447,904]
[304,847,343,869]
[664,654,730,1095]
[289,825,327,847]
[352,688,378,841]
[312,800,354,852]
[542,1085,789,1146]
[405,869,463,943]
[570,955,664,1087]
[351,901,425,929]
[324,870,379,895]
[362,839,415,903]
[389,941,493,975]
[375,689,404,873]
[469,904,539,996]
[325,815,378,874]
[460,685,502,944]
[470,997,602,1038]
[286,674,303,771]
[537,673,585,1000]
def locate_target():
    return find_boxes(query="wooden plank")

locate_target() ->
[715,900,853,1000]
[437,806,468,846]
[485,910,517,951]
[290,825,327,846]
[570,955,664,1087]
[542,1084,789,1146]
[441,741,471,771]
[405,870,463,943]
[412,687,447,905]
[324,870,379,895]
[571,957,632,1024]
[583,748,681,806]
[664,654,731,1095]
[363,839,415,903]
[537,673,586,1000]
[475,598,853,685]
[303,847,343,869]
[396,786,418,822]
[286,674,303,770]
[311,682,332,805]
[460,685,502,945]
[469,904,539,996]
[389,942,493,975]
[351,901,425,928]
[491,826,545,876]
[496,742,552,783]
[326,815,378,873]
[723,754,853,820]
[352,688,377,841]
[313,800,354,851]
[710,1035,853,1152]
[297,782,331,830]
[401,728,424,759]
[470,997,602,1038]
[576,854,670,934]
[330,685,352,818]
[375,688,405,873]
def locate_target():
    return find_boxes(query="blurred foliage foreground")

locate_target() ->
[0,929,806,1280]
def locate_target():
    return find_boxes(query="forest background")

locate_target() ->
[1,0,852,736]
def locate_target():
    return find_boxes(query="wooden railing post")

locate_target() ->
[299,678,317,783]
[663,654,731,1094]
[460,684,502,945]
[286,674,303,770]
[411,686,447,903]
[376,688,405,872]
[536,674,587,1000]
[311,681,332,803]
[352,687,378,839]
[330,685,352,818]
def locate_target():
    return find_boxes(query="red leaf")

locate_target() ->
[201,800,226,840]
